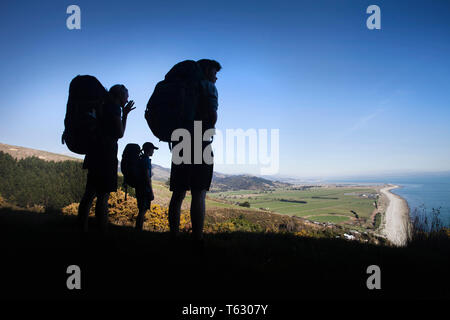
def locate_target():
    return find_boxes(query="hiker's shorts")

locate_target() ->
[83,139,118,193]
[136,186,152,211]
[169,140,213,192]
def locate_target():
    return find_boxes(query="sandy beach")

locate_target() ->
[380,185,411,246]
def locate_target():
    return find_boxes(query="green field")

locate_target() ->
[152,180,242,210]
[209,187,378,226]
[153,181,379,226]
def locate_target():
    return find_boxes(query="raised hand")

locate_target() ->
[123,100,136,116]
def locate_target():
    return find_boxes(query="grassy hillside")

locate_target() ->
[1,144,448,302]
[0,205,448,302]
[55,188,384,244]
[1,183,448,302]
[0,149,386,240]
[146,180,243,211]
[0,142,82,162]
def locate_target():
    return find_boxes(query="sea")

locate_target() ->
[326,172,450,227]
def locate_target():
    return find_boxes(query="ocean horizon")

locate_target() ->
[326,172,450,227]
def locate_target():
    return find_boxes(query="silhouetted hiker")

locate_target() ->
[78,84,135,232]
[135,142,158,230]
[167,59,221,249]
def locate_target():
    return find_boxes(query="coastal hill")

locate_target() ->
[0,142,81,162]
[0,142,289,191]
[0,142,383,240]
[0,143,448,301]
[211,174,289,191]
[0,142,171,181]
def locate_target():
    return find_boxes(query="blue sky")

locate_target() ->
[0,0,449,178]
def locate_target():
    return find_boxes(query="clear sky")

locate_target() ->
[1,0,449,178]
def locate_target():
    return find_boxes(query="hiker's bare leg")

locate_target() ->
[169,190,186,238]
[190,189,206,241]
[78,185,96,232]
[95,192,110,233]
[136,205,148,231]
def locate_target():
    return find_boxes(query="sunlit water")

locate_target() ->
[326,173,450,227]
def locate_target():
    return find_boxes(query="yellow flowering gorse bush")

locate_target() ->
[294,229,317,238]
[62,189,191,231]
[206,221,236,233]
[144,204,191,232]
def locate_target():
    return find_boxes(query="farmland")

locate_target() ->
[208,186,380,227]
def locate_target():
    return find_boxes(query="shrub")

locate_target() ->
[61,202,80,215]
[373,212,382,229]
[408,206,449,246]
[239,201,250,208]
[61,189,191,231]
[206,221,236,233]
[294,229,316,238]
[144,203,191,232]
[206,214,263,233]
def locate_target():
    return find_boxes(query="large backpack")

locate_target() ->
[145,60,204,142]
[121,143,144,190]
[62,75,107,154]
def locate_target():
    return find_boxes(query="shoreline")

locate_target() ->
[379,185,411,246]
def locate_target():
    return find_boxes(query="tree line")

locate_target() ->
[0,151,89,210]
[0,151,127,210]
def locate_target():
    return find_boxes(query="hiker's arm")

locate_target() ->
[112,115,126,139]
[203,81,218,127]
[144,167,151,189]
[114,101,135,138]
[144,167,154,200]
[112,115,123,139]
[119,114,127,138]
[121,101,135,137]
[209,109,217,127]
[142,161,152,191]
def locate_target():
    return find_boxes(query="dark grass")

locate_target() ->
[0,207,448,301]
